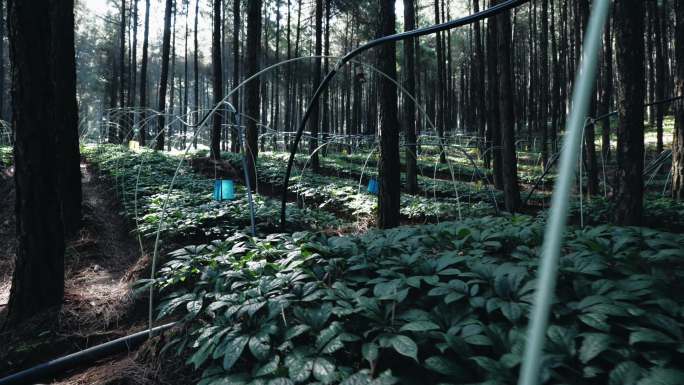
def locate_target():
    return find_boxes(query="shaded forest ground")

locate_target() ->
[0,164,189,384]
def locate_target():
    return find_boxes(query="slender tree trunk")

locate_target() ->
[614,0,645,225]
[231,0,240,152]
[378,0,400,229]
[599,16,613,162]
[673,0,684,200]
[139,0,150,145]
[155,0,173,151]
[434,0,446,164]
[308,0,323,172]
[550,0,559,154]
[496,0,520,212]
[119,0,126,142]
[210,0,222,159]
[129,0,138,137]
[182,0,189,149]
[245,0,262,188]
[655,2,666,154]
[540,0,549,169]
[0,0,5,122]
[403,0,418,194]
[6,0,67,325]
[193,0,199,149]
[168,4,177,151]
[487,1,503,189]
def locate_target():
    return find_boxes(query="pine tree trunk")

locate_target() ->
[378,0,400,229]
[599,16,613,162]
[496,1,520,212]
[139,0,150,145]
[403,0,418,194]
[540,0,549,169]
[231,0,240,152]
[51,0,81,236]
[487,0,503,189]
[118,0,126,142]
[655,2,666,154]
[245,0,262,189]
[614,0,645,225]
[6,0,66,325]
[210,0,222,160]
[307,0,323,172]
[673,0,684,200]
[0,0,5,122]
[155,0,173,151]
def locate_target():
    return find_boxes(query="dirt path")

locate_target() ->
[0,164,167,384]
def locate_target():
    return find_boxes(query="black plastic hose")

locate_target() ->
[279,0,531,229]
[0,322,176,385]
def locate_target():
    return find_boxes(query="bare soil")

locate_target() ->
[0,164,187,384]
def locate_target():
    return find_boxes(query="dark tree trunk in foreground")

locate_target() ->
[614,0,645,225]
[193,0,199,149]
[496,2,520,212]
[673,0,684,200]
[378,0,400,229]
[6,0,65,326]
[52,0,81,236]
[155,0,173,151]
[139,0,150,145]
[231,0,240,153]
[309,0,323,172]
[0,0,5,122]
[210,0,222,160]
[245,0,262,188]
[403,0,418,194]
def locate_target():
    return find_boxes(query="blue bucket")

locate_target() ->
[213,180,235,201]
[367,178,379,195]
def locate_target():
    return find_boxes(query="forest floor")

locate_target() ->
[0,164,187,384]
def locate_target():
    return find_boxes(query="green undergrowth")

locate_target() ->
[83,145,342,240]
[566,195,684,233]
[152,216,684,385]
[0,146,11,168]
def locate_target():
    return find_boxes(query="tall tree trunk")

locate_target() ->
[599,15,613,162]
[52,0,81,236]
[128,0,138,142]
[403,0,418,194]
[308,0,323,172]
[182,0,189,149]
[231,0,240,152]
[321,0,330,156]
[0,0,5,122]
[155,0,173,151]
[245,0,262,188]
[614,0,645,225]
[673,0,684,200]
[487,1,503,189]
[550,0,559,154]
[496,0,520,212]
[655,2,666,154]
[378,0,400,229]
[119,0,126,142]
[193,0,199,149]
[434,0,446,164]
[168,3,177,151]
[210,0,222,159]
[472,0,485,160]
[6,0,69,325]
[540,0,549,169]
[139,0,150,145]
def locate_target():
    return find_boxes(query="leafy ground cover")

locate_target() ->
[84,145,342,241]
[152,216,684,385]
[0,146,11,168]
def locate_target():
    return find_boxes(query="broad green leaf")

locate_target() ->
[223,335,249,371]
[579,333,612,363]
[312,357,336,384]
[424,356,466,377]
[609,361,644,385]
[389,335,418,361]
[629,329,676,345]
[399,321,441,332]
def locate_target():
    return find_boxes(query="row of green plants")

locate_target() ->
[84,145,342,241]
[208,151,496,221]
[152,215,684,385]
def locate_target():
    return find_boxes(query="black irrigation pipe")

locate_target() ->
[0,322,176,385]
[279,0,531,229]
[523,95,684,205]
